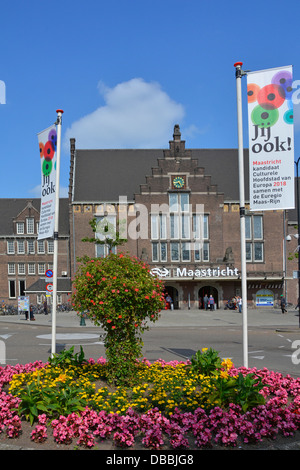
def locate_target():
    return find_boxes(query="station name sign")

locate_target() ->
[150,266,239,278]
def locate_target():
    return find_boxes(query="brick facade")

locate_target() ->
[69,125,299,309]
[0,199,70,308]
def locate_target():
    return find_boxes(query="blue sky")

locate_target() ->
[1,0,300,198]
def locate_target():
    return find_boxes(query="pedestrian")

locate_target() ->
[43,300,48,315]
[238,296,242,313]
[30,305,35,321]
[208,294,214,311]
[166,294,173,310]
[204,294,208,311]
[280,295,287,314]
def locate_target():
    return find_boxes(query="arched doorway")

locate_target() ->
[164,286,179,309]
[198,286,219,309]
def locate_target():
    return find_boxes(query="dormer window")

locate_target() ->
[16,222,24,234]
[26,217,34,234]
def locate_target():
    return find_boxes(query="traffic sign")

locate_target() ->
[46,283,53,292]
[45,269,53,278]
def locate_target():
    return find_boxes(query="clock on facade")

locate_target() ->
[172,176,185,189]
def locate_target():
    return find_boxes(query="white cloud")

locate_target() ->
[64,78,185,149]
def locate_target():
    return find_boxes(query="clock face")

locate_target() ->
[173,176,185,189]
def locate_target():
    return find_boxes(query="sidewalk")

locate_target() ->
[0,306,299,330]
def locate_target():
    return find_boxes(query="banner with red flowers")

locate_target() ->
[37,124,57,239]
[247,66,294,210]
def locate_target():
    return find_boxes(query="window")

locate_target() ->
[19,280,26,296]
[169,193,178,212]
[160,215,167,239]
[8,263,15,275]
[152,243,159,262]
[26,218,34,234]
[38,263,45,275]
[28,263,35,275]
[17,240,25,254]
[180,193,189,212]
[18,263,25,275]
[170,242,179,261]
[181,214,190,239]
[7,240,15,254]
[150,193,210,263]
[38,240,45,254]
[170,214,179,239]
[246,215,263,262]
[95,215,116,241]
[96,244,116,258]
[151,215,159,240]
[160,242,167,262]
[9,280,16,298]
[95,216,117,258]
[48,240,54,253]
[192,214,209,240]
[181,242,190,261]
[203,241,209,261]
[16,222,24,234]
[27,240,35,254]
[151,242,167,262]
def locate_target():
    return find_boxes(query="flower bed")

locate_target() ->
[1,353,300,450]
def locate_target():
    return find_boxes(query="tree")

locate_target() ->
[72,252,165,384]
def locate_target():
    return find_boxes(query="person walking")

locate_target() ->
[238,296,242,313]
[280,295,287,314]
[208,294,215,311]
[203,294,208,311]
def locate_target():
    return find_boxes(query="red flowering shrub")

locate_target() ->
[72,253,165,384]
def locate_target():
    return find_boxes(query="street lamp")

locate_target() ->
[295,157,300,327]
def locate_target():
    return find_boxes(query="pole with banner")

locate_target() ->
[234,62,248,368]
[247,66,294,210]
[51,110,63,356]
[37,110,63,356]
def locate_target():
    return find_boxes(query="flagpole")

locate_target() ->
[234,62,248,368]
[51,109,63,357]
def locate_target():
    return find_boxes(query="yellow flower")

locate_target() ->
[221,358,234,370]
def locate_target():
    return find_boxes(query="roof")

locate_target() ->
[25,277,71,293]
[0,198,70,236]
[72,148,250,203]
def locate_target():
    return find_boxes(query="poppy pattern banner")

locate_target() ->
[247,66,294,210]
[37,125,57,240]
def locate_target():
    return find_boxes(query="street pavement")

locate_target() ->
[0,305,299,330]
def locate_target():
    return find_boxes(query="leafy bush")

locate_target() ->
[72,253,165,385]
[15,373,87,425]
[48,346,86,368]
[190,348,223,376]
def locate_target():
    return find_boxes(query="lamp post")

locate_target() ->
[295,157,300,328]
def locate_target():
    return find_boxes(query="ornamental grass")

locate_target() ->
[1,349,300,449]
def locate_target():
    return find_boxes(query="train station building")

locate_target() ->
[68,125,298,309]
